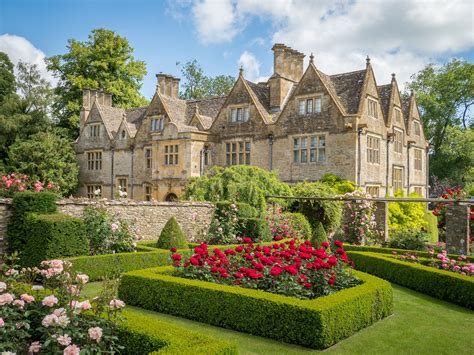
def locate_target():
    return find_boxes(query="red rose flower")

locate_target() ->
[233,272,244,279]
[170,247,177,252]
[171,254,182,261]
[270,265,284,276]
[274,235,283,241]
[243,237,252,243]
[334,240,343,248]
[322,241,329,248]
[304,282,312,289]
[235,245,244,252]
[190,257,199,266]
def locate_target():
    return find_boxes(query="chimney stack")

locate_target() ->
[156,74,180,98]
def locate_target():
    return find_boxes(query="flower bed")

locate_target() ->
[346,251,474,309]
[395,250,473,276]
[171,239,359,300]
[118,266,392,349]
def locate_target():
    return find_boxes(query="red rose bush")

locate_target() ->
[171,238,361,299]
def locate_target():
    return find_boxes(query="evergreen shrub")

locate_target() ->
[156,217,188,249]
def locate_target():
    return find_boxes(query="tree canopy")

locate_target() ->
[180,59,235,99]
[46,28,148,137]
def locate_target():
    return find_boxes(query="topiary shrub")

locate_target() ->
[388,230,429,250]
[283,212,312,239]
[311,222,328,247]
[238,218,272,242]
[22,213,89,266]
[7,191,58,254]
[423,210,439,244]
[291,182,342,232]
[156,217,188,249]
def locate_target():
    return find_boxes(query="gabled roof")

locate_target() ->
[96,104,125,139]
[377,84,392,123]
[186,96,226,123]
[330,69,367,115]
[125,107,147,137]
[244,80,272,123]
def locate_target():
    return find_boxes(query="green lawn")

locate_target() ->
[82,282,474,355]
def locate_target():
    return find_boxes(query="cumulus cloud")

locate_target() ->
[238,50,268,82]
[0,34,54,84]
[175,0,474,87]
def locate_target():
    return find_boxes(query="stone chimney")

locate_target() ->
[80,88,113,132]
[156,74,180,98]
[268,44,305,111]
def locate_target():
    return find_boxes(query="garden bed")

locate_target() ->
[118,266,393,349]
[347,251,474,309]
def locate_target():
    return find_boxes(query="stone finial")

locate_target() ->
[309,52,314,64]
[239,65,244,77]
[366,55,371,66]
[391,73,396,80]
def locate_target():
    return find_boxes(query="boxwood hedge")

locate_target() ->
[118,267,393,349]
[118,308,238,354]
[347,251,474,309]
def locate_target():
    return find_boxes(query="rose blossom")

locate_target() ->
[0,293,14,305]
[42,314,59,327]
[0,318,4,327]
[88,327,103,343]
[111,223,119,232]
[109,299,125,309]
[0,282,6,292]
[53,308,66,316]
[57,314,70,327]
[81,300,92,310]
[76,274,89,284]
[42,295,59,307]
[29,341,41,353]
[57,334,72,346]
[13,299,25,308]
[5,268,18,276]
[63,344,80,355]
[21,293,35,303]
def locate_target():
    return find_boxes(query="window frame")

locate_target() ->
[144,184,153,201]
[86,150,102,171]
[86,184,102,199]
[89,123,101,137]
[145,147,152,169]
[164,144,179,165]
[151,116,164,132]
[392,166,404,194]
[393,107,402,123]
[366,185,380,197]
[414,148,423,171]
[229,106,250,123]
[225,140,251,166]
[293,135,326,164]
[297,95,322,116]
[367,98,378,118]
[117,177,128,193]
[367,135,381,164]
[413,120,421,136]
[394,128,403,154]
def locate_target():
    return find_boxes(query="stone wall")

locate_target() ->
[0,199,214,253]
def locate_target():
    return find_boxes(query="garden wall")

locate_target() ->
[0,198,214,253]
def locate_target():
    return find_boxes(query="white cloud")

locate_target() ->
[238,50,268,82]
[0,34,54,84]
[177,0,474,87]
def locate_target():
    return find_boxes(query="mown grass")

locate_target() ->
[82,282,474,354]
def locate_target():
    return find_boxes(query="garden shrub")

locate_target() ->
[184,165,292,213]
[423,209,439,244]
[7,191,58,254]
[238,218,272,242]
[118,266,393,349]
[388,192,427,232]
[22,213,89,266]
[156,217,188,249]
[291,182,342,232]
[347,251,474,309]
[213,201,258,219]
[118,308,238,354]
[388,230,429,250]
[311,222,328,247]
[283,212,312,239]
[321,173,356,194]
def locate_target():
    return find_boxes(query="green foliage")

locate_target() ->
[321,173,356,194]
[282,212,312,239]
[7,131,79,196]
[388,230,429,250]
[214,201,258,219]
[388,192,427,232]
[156,217,188,249]
[0,52,15,103]
[311,222,328,247]
[118,266,393,349]
[46,28,148,137]
[184,166,292,212]
[423,210,439,244]
[118,308,238,354]
[238,218,272,242]
[290,182,342,231]
[21,213,89,266]
[347,251,474,309]
[7,191,58,254]
[179,59,235,99]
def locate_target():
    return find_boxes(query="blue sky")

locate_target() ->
[1,0,473,99]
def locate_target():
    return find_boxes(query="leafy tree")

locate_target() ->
[7,131,79,196]
[0,52,15,103]
[46,28,148,137]
[320,173,356,194]
[180,59,235,99]
[388,192,427,232]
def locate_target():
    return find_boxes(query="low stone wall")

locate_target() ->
[0,198,214,253]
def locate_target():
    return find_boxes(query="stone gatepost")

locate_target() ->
[445,204,470,255]
[374,201,389,242]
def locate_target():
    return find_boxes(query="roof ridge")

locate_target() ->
[330,68,366,78]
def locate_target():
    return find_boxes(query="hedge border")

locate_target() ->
[347,251,474,309]
[118,267,393,349]
[118,308,237,354]
[344,244,474,263]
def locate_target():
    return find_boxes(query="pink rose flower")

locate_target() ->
[57,334,72,346]
[76,274,89,284]
[29,341,41,353]
[0,318,4,327]
[63,344,80,355]
[88,327,103,343]
[0,293,14,305]
[21,293,35,303]
[111,223,119,232]
[0,282,6,292]
[109,299,125,309]
[42,295,58,307]
[42,314,59,327]
[81,300,92,310]
[13,299,25,308]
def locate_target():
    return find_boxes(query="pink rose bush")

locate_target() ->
[0,173,58,197]
[0,254,125,353]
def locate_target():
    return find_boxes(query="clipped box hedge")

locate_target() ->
[22,213,89,266]
[118,267,393,349]
[118,308,237,354]
[347,251,474,309]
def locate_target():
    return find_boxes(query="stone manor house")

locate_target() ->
[75,44,429,201]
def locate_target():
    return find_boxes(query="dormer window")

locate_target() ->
[413,120,421,136]
[230,107,249,123]
[151,117,164,131]
[367,98,378,118]
[298,97,321,115]
[394,107,402,123]
[89,124,101,137]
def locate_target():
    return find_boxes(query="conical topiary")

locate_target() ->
[311,222,328,248]
[156,217,188,249]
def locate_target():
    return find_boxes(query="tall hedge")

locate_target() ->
[156,217,188,249]
[7,191,58,254]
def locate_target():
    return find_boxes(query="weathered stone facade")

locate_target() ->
[0,199,213,253]
[76,44,429,201]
